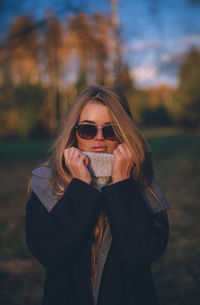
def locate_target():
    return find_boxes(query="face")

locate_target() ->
[76,102,119,154]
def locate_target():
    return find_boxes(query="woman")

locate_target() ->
[26,85,169,305]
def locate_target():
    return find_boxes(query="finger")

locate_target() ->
[73,148,82,159]
[116,143,127,156]
[68,147,76,159]
[118,143,132,159]
[123,144,133,158]
[68,147,82,161]
[64,148,77,165]
[84,156,89,166]
[64,148,71,162]
[64,147,72,156]
[113,147,121,157]
[114,143,123,153]
[120,143,128,153]
[77,154,87,165]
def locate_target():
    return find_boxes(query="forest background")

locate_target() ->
[0,0,200,304]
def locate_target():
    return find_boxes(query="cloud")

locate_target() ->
[158,33,200,74]
[126,33,200,87]
[159,52,184,73]
[161,34,200,61]
[131,66,158,82]
[176,33,200,50]
[131,65,178,88]
[125,33,200,56]
[124,39,162,53]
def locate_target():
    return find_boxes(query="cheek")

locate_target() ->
[107,141,119,153]
[76,136,91,151]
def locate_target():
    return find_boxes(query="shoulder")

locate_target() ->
[30,166,59,212]
[139,176,170,214]
[31,166,52,192]
[32,166,51,180]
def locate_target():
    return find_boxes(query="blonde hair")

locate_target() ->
[47,85,154,291]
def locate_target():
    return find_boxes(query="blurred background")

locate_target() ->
[0,0,200,304]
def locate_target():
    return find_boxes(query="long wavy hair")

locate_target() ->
[47,85,154,292]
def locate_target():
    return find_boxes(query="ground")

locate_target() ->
[0,127,200,305]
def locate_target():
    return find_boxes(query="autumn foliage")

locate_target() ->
[0,12,199,139]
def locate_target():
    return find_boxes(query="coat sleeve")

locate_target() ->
[102,179,169,268]
[25,178,101,269]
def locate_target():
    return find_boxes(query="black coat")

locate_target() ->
[25,178,169,305]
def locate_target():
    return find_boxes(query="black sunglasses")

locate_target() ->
[76,124,118,141]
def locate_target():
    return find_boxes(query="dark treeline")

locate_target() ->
[0,9,200,140]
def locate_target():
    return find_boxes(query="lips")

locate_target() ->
[91,146,107,152]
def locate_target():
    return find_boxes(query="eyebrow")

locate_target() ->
[79,120,112,125]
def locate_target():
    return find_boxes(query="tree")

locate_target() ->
[43,13,65,135]
[172,48,200,127]
[7,16,40,84]
[14,82,45,139]
[67,12,111,85]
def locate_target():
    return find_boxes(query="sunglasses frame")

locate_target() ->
[75,123,118,141]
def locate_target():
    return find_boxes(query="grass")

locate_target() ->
[0,140,52,160]
[149,134,200,305]
[0,128,200,305]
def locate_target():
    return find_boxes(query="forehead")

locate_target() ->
[78,102,112,124]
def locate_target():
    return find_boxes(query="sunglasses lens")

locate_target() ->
[77,125,97,139]
[77,124,118,141]
[103,125,118,141]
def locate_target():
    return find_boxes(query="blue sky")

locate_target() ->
[0,0,200,88]
[117,0,200,87]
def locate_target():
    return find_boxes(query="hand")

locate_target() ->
[112,144,134,183]
[64,147,92,184]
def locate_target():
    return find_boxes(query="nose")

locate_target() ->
[95,127,104,140]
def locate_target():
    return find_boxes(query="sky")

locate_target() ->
[0,0,200,88]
